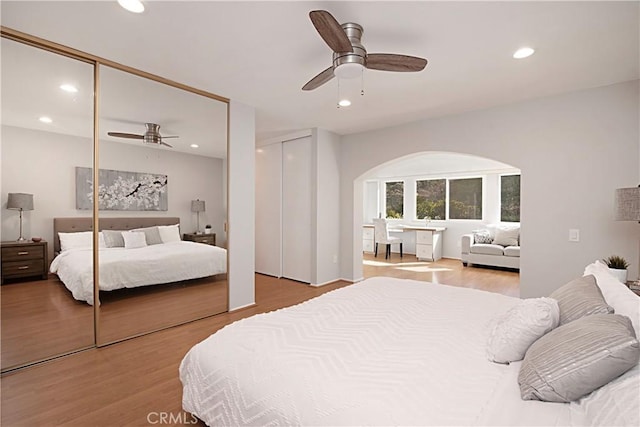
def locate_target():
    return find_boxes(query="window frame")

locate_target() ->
[415,177,447,221]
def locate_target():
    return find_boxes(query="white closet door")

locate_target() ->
[282,136,311,283]
[255,143,282,277]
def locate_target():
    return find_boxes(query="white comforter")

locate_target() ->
[180,277,572,426]
[50,241,226,304]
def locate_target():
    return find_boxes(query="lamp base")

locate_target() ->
[16,236,26,242]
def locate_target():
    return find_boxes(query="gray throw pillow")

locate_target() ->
[549,275,613,326]
[103,230,125,248]
[518,314,639,403]
[472,230,493,244]
[132,226,163,245]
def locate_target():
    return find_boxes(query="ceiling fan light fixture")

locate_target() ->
[118,0,145,14]
[334,63,363,79]
[338,99,352,107]
[513,47,535,59]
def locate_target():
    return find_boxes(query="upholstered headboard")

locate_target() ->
[53,217,180,254]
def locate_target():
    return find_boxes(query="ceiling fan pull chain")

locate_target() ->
[361,67,365,96]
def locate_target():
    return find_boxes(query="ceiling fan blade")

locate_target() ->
[309,10,353,53]
[302,66,335,91]
[107,132,144,139]
[161,135,179,139]
[366,54,428,72]
[160,141,173,148]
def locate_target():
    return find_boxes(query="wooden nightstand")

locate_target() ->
[183,233,216,246]
[1,240,48,284]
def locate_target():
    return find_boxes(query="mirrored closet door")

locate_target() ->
[1,37,95,371]
[96,65,229,344]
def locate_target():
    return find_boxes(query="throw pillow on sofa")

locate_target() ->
[472,229,493,244]
[493,227,519,246]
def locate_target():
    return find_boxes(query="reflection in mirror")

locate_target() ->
[0,37,95,371]
[96,65,228,344]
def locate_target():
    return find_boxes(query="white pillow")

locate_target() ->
[570,363,639,426]
[584,260,640,337]
[59,231,106,251]
[158,224,181,243]
[122,231,147,249]
[486,297,559,364]
[492,226,520,246]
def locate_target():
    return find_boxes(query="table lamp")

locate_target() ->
[191,199,205,234]
[7,193,34,241]
[614,186,640,285]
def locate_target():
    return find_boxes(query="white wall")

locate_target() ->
[340,81,640,298]
[228,100,256,310]
[311,128,341,285]
[1,125,224,261]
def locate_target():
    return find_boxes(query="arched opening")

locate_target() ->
[354,151,521,296]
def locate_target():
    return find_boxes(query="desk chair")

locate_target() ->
[373,218,403,259]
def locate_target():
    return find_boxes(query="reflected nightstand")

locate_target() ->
[183,233,216,246]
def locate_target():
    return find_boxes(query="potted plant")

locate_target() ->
[603,255,629,283]
[204,224,212,235]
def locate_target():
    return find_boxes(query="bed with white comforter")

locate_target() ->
[50,241,226,304]
[180,277,577,426]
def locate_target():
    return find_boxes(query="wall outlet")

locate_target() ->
[569,229,580,242]
[332,254,338,264]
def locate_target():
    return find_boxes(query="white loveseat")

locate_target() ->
[461,225,520,270]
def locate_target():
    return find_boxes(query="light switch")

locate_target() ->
[569,229,580,242]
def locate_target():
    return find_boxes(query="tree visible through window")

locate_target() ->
[501,174,520,222]
[416,179,445,220]
[385,181,404,218]
[449,178,482,219]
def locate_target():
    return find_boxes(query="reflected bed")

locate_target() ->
[51,217,227,305]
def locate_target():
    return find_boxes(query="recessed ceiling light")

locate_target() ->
[190,144,199,148]
[60,84,78,93]
[338,99,352,107]
[118,0,144,13]
[513,47,535,59]
[39,116,53,124]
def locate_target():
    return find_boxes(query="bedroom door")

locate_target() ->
[255,142,282,277]
[282,136,312,283]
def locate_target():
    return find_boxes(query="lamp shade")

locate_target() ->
[7,193,34,211]
[191,199,205,213]
[614,187,640,221]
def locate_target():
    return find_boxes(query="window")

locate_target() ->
[449,178,482,220]
[501,174,520,222]
[416,179,445,220]
[385,181,404,218]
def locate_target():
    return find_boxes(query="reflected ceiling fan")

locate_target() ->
[107,123,178,148]
[302,10,428,91]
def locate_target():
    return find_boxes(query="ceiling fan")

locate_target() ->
[302,10,428,91]
[107,123,177,148]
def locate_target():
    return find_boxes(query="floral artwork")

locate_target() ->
[76,167,168,211]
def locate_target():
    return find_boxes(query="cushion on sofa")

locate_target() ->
[472,230,493,244]
[470,244,505,256]
[493,226,520,246]
[504,246,520,257]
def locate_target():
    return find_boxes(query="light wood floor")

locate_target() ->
[1,261,518,426]
[363,253,519,297]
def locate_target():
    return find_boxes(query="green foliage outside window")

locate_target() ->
[449,178,482,220]
[416,179,445,220]
[501,175,520,222]
[386,181,404,218]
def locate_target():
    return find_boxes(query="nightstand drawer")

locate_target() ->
[2,259,44,277]
[2,245,44,261]
[183,233,216,246]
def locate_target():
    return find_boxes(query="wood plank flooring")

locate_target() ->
[1,259,518,426]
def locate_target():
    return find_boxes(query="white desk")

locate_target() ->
[363,225,446,261]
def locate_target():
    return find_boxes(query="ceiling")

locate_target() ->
[1,1,638,141]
